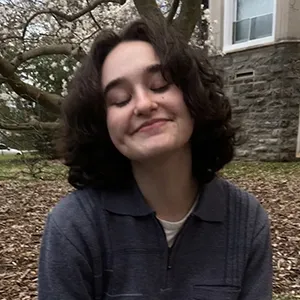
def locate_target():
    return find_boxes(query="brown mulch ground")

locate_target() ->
[0,162,299,299]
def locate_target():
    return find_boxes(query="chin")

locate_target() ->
[121,133,192,162]
[130,142,181,162]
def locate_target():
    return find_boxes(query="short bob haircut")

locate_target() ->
[58,16,236,190]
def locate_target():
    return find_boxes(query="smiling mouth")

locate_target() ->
[135,119,169,133]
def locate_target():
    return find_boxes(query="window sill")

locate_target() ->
[223,36,275,53]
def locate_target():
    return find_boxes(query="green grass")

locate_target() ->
[1,157,300,181]
[221,161,300,178]
[0,153,22,161]
[0,154,67,180]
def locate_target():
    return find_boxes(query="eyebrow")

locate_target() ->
[103,63,162,96]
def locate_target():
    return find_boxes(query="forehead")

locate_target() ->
[101,41,160,87]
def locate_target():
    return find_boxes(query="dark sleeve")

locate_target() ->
[238,208,273,300]
[38,214,94,300]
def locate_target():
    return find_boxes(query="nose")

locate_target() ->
[133,88,157,116]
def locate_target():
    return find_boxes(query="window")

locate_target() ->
[233,0,274,43]
[224,0,276,52]
[0,144,8,150]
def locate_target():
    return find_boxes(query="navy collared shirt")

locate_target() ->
[38,177,272,300]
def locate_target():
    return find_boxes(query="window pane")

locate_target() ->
[250,13,273,40]
[233,0,274,43]
[233,19,250,43]
[237,0,274,21]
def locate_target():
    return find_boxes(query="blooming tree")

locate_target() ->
[0,0,206,134]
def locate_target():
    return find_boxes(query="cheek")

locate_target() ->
[106,111,121,143]
[177,101,194,135]
[186,115,194,137]
[106,109,129,146]
[167,88,190,118]
[171,94,193,125]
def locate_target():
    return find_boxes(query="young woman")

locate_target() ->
[38,17,272,300]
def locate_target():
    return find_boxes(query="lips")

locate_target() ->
[134,118,169,133]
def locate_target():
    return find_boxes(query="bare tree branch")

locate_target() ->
[167,0,180,23]
[0,119,59,131]
[86,0,102,30]
[173,0,202,40]
[133,0,163,19]
[0,76,7,85]
[22,0,126,39]
[80,30,100,45]
[0,56,62,113]
[11,44,86,68]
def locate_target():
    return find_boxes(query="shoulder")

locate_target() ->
[48,188,104,236]
[218,177,269,229]
[40,188,106,267]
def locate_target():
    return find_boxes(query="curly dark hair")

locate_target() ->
[57,16,236,190]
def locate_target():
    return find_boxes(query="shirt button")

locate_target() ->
[167,265,172,270]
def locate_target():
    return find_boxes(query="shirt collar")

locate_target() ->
[101,177,226,222]
[101,182,154,216]
[192,177,226,222]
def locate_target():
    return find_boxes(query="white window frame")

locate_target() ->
[223,0,276,53]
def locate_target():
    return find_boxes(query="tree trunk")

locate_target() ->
[133,0,163,19]
[173,0,202,40]
[134,0,202,41]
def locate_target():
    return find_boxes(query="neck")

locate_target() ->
[132,145,198,221]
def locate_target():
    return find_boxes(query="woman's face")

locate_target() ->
[101,41,194,161]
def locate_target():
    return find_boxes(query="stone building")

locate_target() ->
[209,0,300,161]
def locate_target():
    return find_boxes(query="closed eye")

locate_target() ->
[106,88,131,108]
[150,84,170,93]
[113,97,131,107]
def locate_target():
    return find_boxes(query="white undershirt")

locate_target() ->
[157,200,198,247]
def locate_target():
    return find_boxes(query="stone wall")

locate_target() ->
[211,42,300,161]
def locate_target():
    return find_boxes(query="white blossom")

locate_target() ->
[27,64,36,70]
[0,93,10,101]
